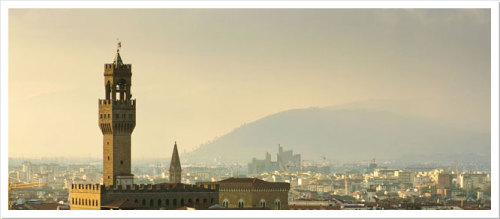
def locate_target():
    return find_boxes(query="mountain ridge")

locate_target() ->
[185,107,490,164]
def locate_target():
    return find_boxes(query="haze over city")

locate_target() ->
[9,9,490,160]
[5,6,495,213]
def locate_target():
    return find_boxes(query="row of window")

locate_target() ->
[72,198,98,207]
[99,114,134,119]
[133,197,215,208]
[221,199,281,209]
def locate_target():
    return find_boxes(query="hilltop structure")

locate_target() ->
[68,43,289,210]
[248,145,301,175]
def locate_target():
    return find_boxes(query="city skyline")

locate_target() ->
[4,3,497,215]
[9,9,491,160]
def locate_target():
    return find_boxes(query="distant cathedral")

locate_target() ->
[69,43,289,210]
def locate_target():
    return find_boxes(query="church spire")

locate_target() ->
[169,141,182,183]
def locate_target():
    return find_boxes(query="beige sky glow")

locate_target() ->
[9,9,491,159]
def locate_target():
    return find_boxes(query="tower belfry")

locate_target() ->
[169,142,182,183]
[99,41,136,187]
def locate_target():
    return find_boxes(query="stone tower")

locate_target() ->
[169,142,182,183]
[99,42,136,187]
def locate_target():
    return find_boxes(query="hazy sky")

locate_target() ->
[8,9,491,159]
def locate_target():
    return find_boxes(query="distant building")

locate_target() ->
[460,173,489,190]
[437,173,452,189]
[374,169,399,178]
[247,145,301,175]
[397,171,416,187]
[247,152,275,175]
[277,145,301,171]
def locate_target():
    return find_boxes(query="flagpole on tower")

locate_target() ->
[117,38,122,53]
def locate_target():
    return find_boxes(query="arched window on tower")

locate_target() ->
[222,199,229,208]
[115,79,128,101]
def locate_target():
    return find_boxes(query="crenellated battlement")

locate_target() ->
[71,183,219,194]
[98,99,136,108]
[104,63,131,72]
[101,183,219,193]
[196,179,290,192]
[71,184,103,193]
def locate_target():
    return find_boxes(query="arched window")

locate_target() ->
[166,199,169,207]
[116,79,128,101]
[222,199,229,208]
[150,199,154,207]
[142,199,146,206]
[238,199,244,208]
[260,199,266,208]
[211,198,214,204]
[173,199,177,207]
[71,198,74,205]
[158,199,162,207]
[274,199,281,210]
[195,198,200,204]
[96,200,99,206]
[203,198,207,203]
[188,198,192,204]
[180,198,185,206]
[92,199,95,206]
[134,199,138,203]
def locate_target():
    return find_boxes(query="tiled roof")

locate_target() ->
[101,200,128,208]
[24,203,62,210]
[218,178,267,183]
